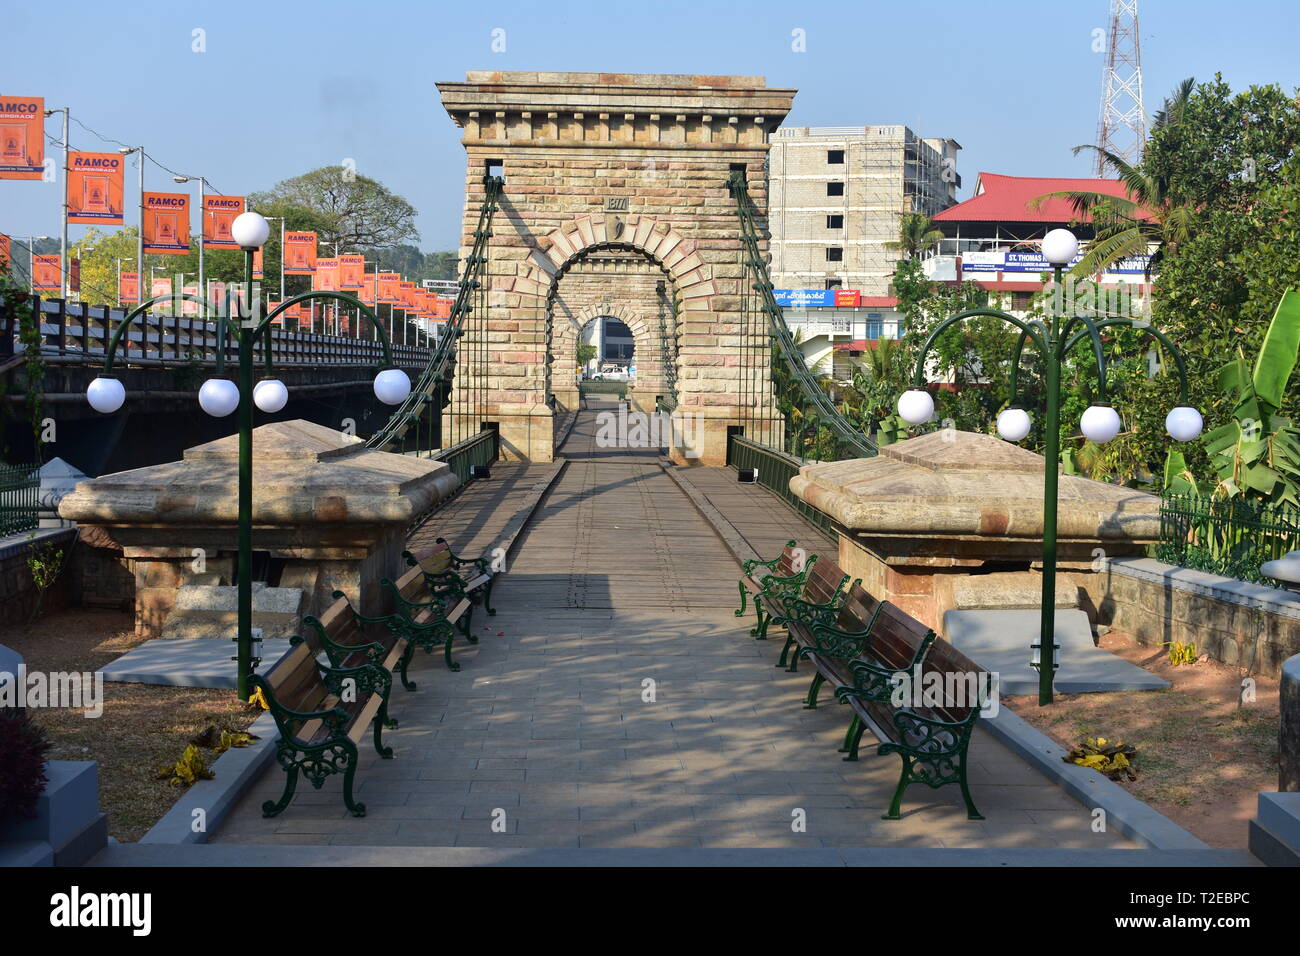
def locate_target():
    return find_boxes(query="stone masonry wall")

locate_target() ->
[437,72,796,463]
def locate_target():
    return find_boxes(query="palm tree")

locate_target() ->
[886,213,945,259]
[1030,79,1198,279]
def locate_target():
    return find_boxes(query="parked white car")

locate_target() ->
[590,364,631,382]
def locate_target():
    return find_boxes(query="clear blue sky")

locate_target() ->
[3,0,1296,251]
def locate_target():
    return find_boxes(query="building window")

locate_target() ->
[825,247,843,262]
[827,149,845,164]
[1012,292,1034,311]
[826,214,843,229]
[826,181,844,197]
[865,320,883,340]
[824,279,842,290]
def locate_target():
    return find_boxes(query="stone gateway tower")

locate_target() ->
[437,72,796,464]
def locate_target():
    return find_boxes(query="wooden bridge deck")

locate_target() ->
[213,402,1139,850]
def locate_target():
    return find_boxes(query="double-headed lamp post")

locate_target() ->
[84,211,412,701]
[895,228,1204,706]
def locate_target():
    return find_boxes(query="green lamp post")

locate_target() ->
[86,211,413,701]
[895,228,1203,705]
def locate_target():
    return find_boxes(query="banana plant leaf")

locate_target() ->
[1252,289,1300,410]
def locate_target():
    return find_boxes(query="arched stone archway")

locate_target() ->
[548,257,676,416]
[438,71,795,463]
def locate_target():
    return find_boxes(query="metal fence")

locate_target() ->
[1157,493,1300,585]
[727,434,832,535]
[0,462,39,538]
[433,428,499,486]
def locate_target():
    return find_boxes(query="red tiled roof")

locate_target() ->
[933,172,1149,223]
[833,340,878,351]
[858,296,898,308]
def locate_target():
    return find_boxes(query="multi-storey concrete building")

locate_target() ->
[767,125,960,297]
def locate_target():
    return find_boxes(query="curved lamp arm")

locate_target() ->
[1063,316,1191,404]
[101,294,215,374]
[911,308,1048,387]
[260,291,396,368]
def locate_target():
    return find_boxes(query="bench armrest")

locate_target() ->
[881,707,980,758]
[740,539,803,577]
[797,620,872,662]
[250,676,349,734]
[773,594,841,630]
[327,590,404,628]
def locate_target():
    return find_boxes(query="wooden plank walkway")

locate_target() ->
[212,401,1139,850]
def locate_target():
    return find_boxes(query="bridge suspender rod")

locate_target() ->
[727,172,876,460]
[366,175,503,454]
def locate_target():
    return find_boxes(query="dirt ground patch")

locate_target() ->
[4,609,262,842]
[1006,630,1279,849]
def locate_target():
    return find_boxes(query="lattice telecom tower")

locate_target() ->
[1093,0,1146,173]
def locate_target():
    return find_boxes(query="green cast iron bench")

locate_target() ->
[249,640,395,819]
[736,541,848,642]
[832,613,989,821]
[403,536,497,618]
[381,562,476,672]
[298,590,415,698]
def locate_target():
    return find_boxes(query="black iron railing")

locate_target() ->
[1157,493,1300,585]
[0,462,39,538]
[727,434,832,535]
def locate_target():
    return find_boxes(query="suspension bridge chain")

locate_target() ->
[365,175,504,454]
[728,171,877,461]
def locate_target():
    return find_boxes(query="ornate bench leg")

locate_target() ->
[444,633,461,672]
[397,642,417,692]
[483,578,497,616]
[374,700,395,758]
[803,671,825,709]
[753,606,770,641]
[883,755,913,820]
[461,603,478,643]
[341,742,366,818]
[959,751,984,820]
[776,633,797,669]
[735,580,749,618]
[839,714,863,760]
[261,760,299,818]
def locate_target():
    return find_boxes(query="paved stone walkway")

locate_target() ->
[213,403,1139,849]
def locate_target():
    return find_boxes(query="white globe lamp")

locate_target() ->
[1080,403,1122,444]
[374,368,411,405]
[86,377,126,414]
[1165,405,1204,443]
[230,211,270,250]
[198,378,240,417]
[897,388,934,425]
[253,378,289,414]
[1041,228,1079,266]
[996,406,1032,443]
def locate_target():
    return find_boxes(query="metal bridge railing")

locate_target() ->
[1,296,431,369]
[726,435,832,535]
[0,462,39,538]
[432,428,499,486]
[1157,492,1300,585]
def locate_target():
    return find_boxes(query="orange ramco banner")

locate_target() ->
[312,257,339,292]
[119,271,139,303]
[181,285,200,316]
[203,196,245,248]
[433,295,453,319]
[150,277,173,313]
[398,281,416,309]
[0,95,45,180]
[67,152,126,224]
[0,234,10,269]
[377,272,400,304]
[283,232,317,275]
[358,273,377,307]
[32,254,60,292]
[142,192,190,254]
[253,247,264,279]
[338,254,365,290]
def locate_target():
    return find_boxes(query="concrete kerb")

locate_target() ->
[661,457,1225,856]
[140,459,567,846]
[139,711,278,845]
